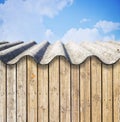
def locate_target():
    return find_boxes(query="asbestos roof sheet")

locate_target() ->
[0,41,120,64]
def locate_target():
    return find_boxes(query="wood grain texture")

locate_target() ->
[113,60,120,122]
[0,61,6,122]
[7,64,16,122]
[49,57,59,122]
[17,57,26,122]
[27,56,37,122]
[71,64,79,122]
[102,64,112,122]
[80,58,90,122]
[1,55,120,122]
[38,64,48,122]
[91,57,101,122]
[60,57,70,122]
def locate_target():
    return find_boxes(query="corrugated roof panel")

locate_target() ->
[65,42,92,64]
[8,41,49,64]
[0,41,120,64]
[0,41,8,45]
[81,41,120,64]
[0,41,36,63]
[40,41,68,64]
[0,41,23,51]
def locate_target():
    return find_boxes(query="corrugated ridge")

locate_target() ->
[0,41,23,51]
[0,41,120,65]
[65,41,92,64]
[40,41,69,64]
[0,41,8,45]
[7,41,50,64]
[80,41,120,64]
[0,41,36,63]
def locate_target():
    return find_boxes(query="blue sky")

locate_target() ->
[0,0,120,43]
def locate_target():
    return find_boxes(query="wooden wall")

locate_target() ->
[0,56,120,122]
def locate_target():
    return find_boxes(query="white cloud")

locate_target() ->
[95,20,120,33]
[21,0,73,17]
[60,20,120,42]
[45,29,54,40]
[0,0,73,17]
[60,27,116,43]
[102,35,115,41]
[0,0,73,42]
[61,28,101,42]
[80,18,90,23]
[0,0,119,43]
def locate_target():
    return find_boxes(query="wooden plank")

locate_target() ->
[102,63,112,122]
[17,57,26,122]
[113,60,120,122]
[49,57,59,122]
[80,58,90,122]
[0,61,6,122]
[27,56,37,122]
[71,64,79,122]
[91,57,101,122]
[38,64,48,122]
[60,57,70,122]
[7,64,16,122]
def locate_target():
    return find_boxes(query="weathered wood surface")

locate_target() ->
[91,57,101,122]
[0,56,119,122]
[113,60,120,122]
[71,64,79,122]
[17,57,26,122]
[7,64,16,122]
[102,64,112,122]
[38,64,48,122]
[80,58,90,122]
[0,61,6,122]
[27,56,37,122]
[60,57,70,122]
[49,57,60,122]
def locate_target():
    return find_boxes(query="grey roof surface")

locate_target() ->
[0,41,120,64]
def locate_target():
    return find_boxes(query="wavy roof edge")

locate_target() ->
[0,40,120,65]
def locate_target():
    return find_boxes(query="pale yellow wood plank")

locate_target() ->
[49,57,59,122]
[60,57,70,122]
[80,58,90,122]
[102,64,112,122]
[38,64,48,122]
[17,57,26,122]
[113,60,120,122]
[27,56,37,122]
[91,57,101,122]
[0,61,6,122]
[7,64,16,122]
[71,64,79,122]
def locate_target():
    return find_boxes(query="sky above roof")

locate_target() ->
[0,0,120,43]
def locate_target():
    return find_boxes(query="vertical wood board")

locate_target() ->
[71,64,79,122]
[49,57,59,122]
[17,57,26,122]
[27,57,37,122]
[113,60,120,122]
[60,57,70,122]
[80,58,90,122]
[102,64,112,122]
[91,57,101,122]
[0,61,6,122]
[38,64,48,122]
[7,64,16,122]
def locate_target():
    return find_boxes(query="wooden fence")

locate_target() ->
[0,56,120,122]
